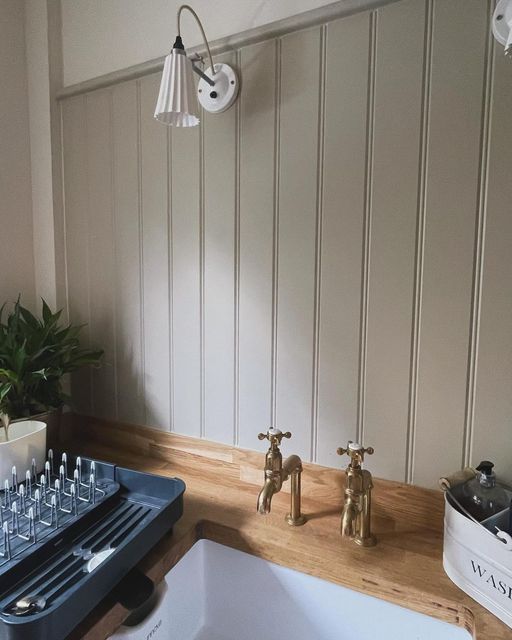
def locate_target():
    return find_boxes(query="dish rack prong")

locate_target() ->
[0,450,108,562]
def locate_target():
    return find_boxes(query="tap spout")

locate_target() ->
[257,478,278,514]
[255,428,306,526]
[341,498,358,538]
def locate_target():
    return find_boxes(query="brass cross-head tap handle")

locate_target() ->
[258,428,292,450]
[337,441,374,467]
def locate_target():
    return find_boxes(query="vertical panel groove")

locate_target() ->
[310,25,327,462]
[167,125,174,431]
[84,94,95,414]
[357,11,377,445]
[60,102,71,325]
[270,38,282,429]
[62,96,93,412]
[233,49,241,446]
[316,12,368,467]
[108,89,119,421]
[199,112,205,438]
[136,80,147,423]
[238,42,276,449]
[463,1,494,467]
[170,114,201,436]
[406,0,433,484]
[139,75,171,427]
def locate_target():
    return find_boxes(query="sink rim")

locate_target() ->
[163,531,472,640]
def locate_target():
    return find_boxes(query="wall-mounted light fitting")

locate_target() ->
[154,4,240,127]
[492,0,512,57]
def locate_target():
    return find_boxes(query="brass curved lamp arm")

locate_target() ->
[177,4,215,74]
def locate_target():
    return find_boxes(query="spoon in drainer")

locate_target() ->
[10,595,46,616]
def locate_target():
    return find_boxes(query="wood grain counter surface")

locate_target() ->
[61,417,510,640]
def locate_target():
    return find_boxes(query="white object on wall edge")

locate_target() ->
[492,0,512,57]
[0,421,47,487]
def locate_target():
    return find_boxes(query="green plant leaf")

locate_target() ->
[41,299,52,324]
[0,369,18,384]
[0,383,12,402]
[0,296,103,417]
[19,307,39,329]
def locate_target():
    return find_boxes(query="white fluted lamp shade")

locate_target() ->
[154,49,200,127]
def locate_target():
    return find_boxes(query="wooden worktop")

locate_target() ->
[60,415,509,640]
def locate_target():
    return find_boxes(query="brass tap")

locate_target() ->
[256,429,306,526]
[336,442,376,547]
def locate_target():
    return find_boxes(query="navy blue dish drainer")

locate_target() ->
[0,452,185,640]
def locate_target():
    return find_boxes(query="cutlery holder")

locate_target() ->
[443,487,512,628]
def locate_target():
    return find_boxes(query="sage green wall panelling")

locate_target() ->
[84,90,117,419]
[413,0,489,486]
[238,41,276,451]
[171,102,202,438]
[472,45,512,478]
[275,27,321,461]
[316,12,369,467]
[202,53,238,443]
[139,74,171,429]
[60,0,510,486]
[364,0,425,482]
[111,81,145,425]
[62,96,92,415]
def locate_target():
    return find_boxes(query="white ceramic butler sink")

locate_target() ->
[159,540,470,640]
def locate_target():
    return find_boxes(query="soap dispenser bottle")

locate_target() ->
[463,461,509,522]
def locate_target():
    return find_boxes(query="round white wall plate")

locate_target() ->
[197,63,239,114]
[493,0,512,50]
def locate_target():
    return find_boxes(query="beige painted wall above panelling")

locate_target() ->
[0,1,35,307]
[60,0,385,86]
[60,0,512,488]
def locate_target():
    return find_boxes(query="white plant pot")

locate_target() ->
[0,420,46,486]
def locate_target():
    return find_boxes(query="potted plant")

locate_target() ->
[0,298,103,481]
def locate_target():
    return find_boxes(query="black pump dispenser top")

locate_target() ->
[173,35,185,50]
[458,459,508,521]
[476,461,494,476]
